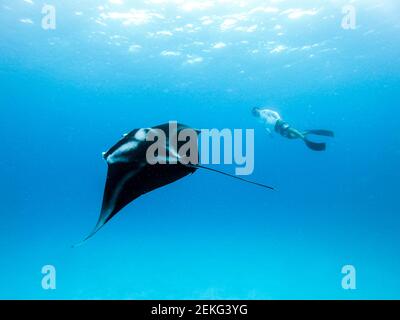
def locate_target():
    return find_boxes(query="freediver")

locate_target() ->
[252,107,334,151]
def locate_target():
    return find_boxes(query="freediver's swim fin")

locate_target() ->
[303,129,335,137]
[301,129,334,151]
[304,138,326,151]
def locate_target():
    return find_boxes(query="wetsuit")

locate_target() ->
[274,119,334,151]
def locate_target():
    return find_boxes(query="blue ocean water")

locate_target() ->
[1,0,399,299]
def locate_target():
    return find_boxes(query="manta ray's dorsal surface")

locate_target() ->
[75,123,274,246]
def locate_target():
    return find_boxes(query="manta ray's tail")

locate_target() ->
[188,164,275,190]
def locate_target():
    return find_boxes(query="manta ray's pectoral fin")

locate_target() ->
[73,162,143,247]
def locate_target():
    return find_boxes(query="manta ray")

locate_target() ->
[75,122,274,246]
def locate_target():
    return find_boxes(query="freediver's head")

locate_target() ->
[252,107,282,125]
[252,107,261,117]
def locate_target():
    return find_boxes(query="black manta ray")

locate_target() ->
[76,122,274,245]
